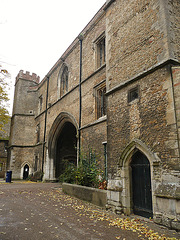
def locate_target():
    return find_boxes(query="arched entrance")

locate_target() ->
[130,151,153,218]
[55,122,77,178]
[46,112,78,181]
[119,139,159,217]
[23,164,29,179]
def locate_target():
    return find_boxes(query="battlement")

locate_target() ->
[16,70,40,84]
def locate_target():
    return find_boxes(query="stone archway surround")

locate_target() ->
[20,161,32,179]
[107,139,161,215]
[44,112,78,181]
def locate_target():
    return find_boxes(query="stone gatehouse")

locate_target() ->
[8,0,180,230]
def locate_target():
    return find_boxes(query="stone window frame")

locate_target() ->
[38,95,43,114]
[57,63,69,99]
[36,123,40,143]
[128,85,140,103]
[60,66,68,96]
[94,32,106,69]
[94,80,107,119]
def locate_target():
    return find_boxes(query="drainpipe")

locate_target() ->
[102,141,108,180]
[42,75,50,176]
[78,34,83,163]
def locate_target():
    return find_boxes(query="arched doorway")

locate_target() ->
[46,112,78,181]
[130,151,153,218]
[23,164,29,179]
[55,122,77,178]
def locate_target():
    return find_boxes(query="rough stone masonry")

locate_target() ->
[8,0,180,231]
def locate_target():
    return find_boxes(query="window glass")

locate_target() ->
[96,86,106,118]
[128,86,139,103]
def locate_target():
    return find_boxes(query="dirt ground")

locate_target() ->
[0,181,179,240]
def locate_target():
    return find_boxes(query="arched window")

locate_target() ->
[60,66,68,96]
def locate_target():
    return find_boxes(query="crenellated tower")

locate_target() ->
[12,70,39,115]
[8,70,40,179]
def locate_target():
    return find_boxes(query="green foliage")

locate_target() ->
[0,108,10,137]
[59,149,104,188]
[59,160,76,183]
[0,65,10,133]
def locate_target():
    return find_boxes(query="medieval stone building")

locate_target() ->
[8,0,180,230]
[0,140,8,178]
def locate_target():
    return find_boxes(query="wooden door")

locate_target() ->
[131,151,153,218]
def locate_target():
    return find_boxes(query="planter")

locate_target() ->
[62,183,107,208]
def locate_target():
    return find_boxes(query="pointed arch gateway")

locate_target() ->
[119,139,159,218]
[45,112,78,180]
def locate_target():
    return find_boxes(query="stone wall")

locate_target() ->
[172,66,180,157]
[34,7,107,180]
[103,0,180,229]
[10,115,36,146]
[12,73,39,116]
[168,0,180,60]
[106,0,179,91]
[154,183,180,231]
[9,147,34,179]
[9,72,39,177]
[0,140,8,178]
[8,0,180,231]
[107,66,179,176]
[105,0,180,230]
[81,117,107,169]
[9,5,107,180]
[62,183,107,208]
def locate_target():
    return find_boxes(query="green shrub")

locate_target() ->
[59,160,76,183]
[59,149,104,188]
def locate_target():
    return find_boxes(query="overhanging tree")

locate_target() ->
[0,64,10,134]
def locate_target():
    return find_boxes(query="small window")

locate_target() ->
[96,35,106,68]
[4,142,8,152]
[39,95,43,113]
[128,86,139,103]
[95,83,106,119]
[60,66,68,96]
[36,124,40,143]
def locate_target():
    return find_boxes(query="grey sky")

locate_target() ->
[0,0,106,112]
